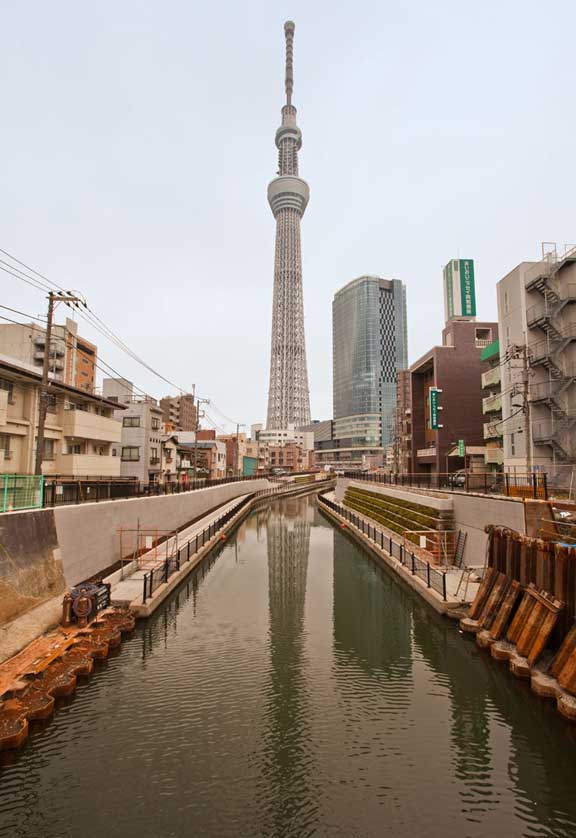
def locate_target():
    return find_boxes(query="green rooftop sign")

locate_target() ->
[444,259,477,321]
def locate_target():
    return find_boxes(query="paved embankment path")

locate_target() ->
[107,495,251,607]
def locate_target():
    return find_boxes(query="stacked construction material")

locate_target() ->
[485,526,576,642]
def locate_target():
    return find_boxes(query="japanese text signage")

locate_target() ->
[459,260,476,317]
[429,387,440,430]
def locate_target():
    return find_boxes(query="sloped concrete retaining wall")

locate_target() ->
[335,478,526,566]
[53,480,270,585]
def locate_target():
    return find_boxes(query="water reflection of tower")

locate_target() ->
[332,529,412,686]
[260,496,316,835]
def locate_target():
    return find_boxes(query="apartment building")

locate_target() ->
[0,318,97,393]
[177,440,226,480]
[497,246,576,482]
[159,393,197,432]
[268,442,314,473]
[393,370,412,474]
[410,319,498,475]
[0,355,122,476]
[102,378,163,484]
[217,432,248,477]
[480,339,504,470]
[256,424,314,452]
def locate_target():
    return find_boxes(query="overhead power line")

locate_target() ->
[1,245,244,421]
[0,248,184,393]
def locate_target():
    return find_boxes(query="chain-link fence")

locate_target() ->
[1,474,44,512]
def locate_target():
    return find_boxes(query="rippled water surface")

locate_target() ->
[2,496,576,837]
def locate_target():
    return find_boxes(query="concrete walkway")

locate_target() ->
[106,495,250,606]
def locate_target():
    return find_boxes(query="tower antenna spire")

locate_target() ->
[284,20,295,106]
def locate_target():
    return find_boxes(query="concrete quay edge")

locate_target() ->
[319,502,464,616]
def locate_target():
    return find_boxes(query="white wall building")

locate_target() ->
[497,245,576,487]
[102,378,163,484]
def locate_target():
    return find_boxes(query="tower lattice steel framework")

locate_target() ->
[266,21,311,430]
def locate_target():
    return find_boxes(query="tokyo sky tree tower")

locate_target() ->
[266,21,311,429]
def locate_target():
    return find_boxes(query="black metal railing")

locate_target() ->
[42,474,272,508]
[340,470,548,500]
[318,494,447,601]
[142,494,254,604]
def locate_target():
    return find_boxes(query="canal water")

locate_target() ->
[2,495,576,838]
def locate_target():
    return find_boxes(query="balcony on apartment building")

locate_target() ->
[481,366,501,388]
[56,453,121,477]
[62,406,122,443]
[482,393,502,415]
[484,447,504,465]
[483,421,502,440]
[416,446,437,458]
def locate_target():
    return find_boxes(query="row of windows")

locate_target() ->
[122,416,161,430]
[119,446,160,463]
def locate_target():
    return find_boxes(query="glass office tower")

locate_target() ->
[331,276,407,465]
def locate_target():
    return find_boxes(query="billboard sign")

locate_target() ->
[458,439,465,457]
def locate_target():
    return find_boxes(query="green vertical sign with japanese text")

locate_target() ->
[459,259,476,316]
[429,387,440,430]
[444,262,454,319]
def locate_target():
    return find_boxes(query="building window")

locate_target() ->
[122,446,140,461]
[151,417,160,430]
[123,416,141,428]
[510,433,515,456]
[0,378,14,404]
[43,438,56,460]
[0,434,11,460]
[46,393,58,413]
[68,442,85,455]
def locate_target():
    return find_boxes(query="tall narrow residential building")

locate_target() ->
[266,21,311,430]
[329,277,408,467]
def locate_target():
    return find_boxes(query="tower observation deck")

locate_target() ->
[266,21,311,430]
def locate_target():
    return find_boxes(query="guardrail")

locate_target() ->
[340,471,548,500]
[318,494,447,600]
[142,494,254,603]
[42,474,271,508]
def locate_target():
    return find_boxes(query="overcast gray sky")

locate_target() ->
[2,0,575,431]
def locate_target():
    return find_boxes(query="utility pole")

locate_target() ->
[35,291,82,475]
[192,395,209,480]
[235,422,245,478]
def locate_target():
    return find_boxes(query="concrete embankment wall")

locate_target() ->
[0,508,67,662]
[53,479,270,585]
[335,478,527,566]
[0,509,66,624]
[0,480,269,660]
